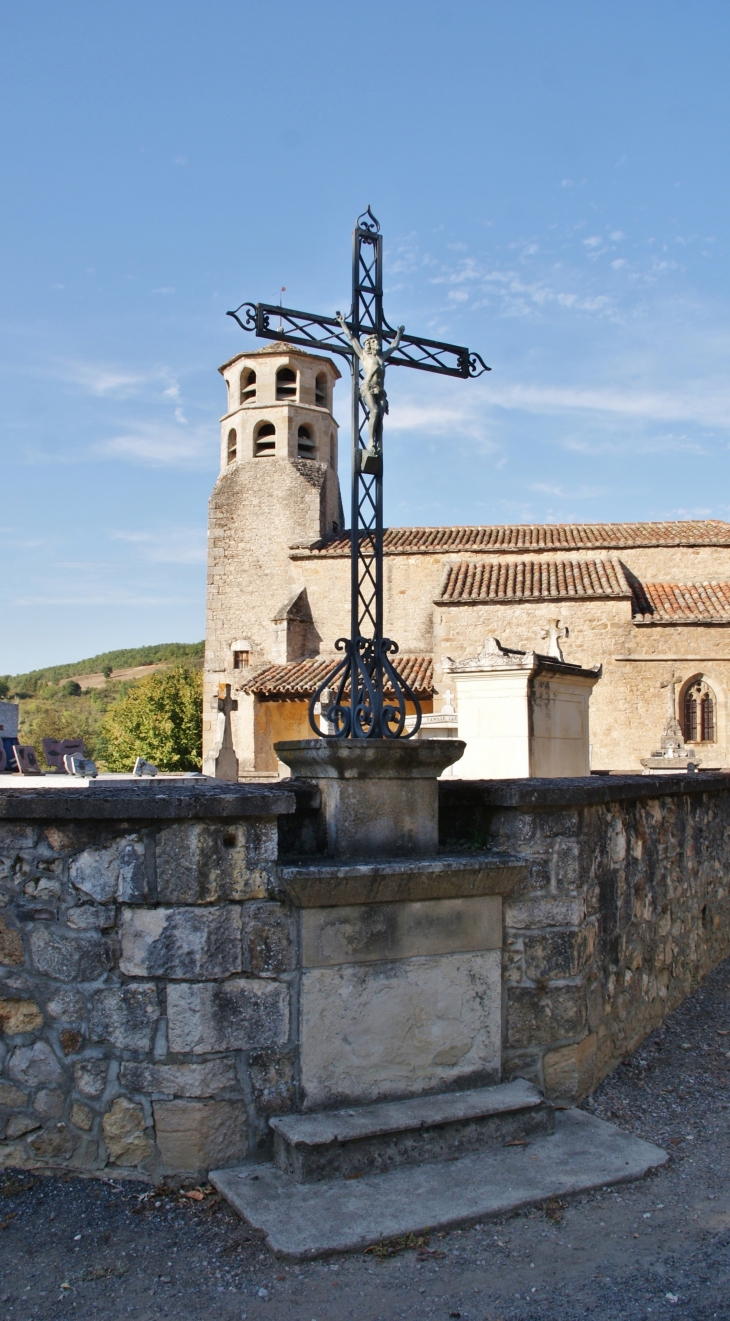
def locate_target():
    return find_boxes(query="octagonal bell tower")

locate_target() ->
[203,342,344,775]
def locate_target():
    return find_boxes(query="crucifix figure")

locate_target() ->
[227,207,489,740]
[335,313,404,461]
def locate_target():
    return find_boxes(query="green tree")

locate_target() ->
[102,666,203,772]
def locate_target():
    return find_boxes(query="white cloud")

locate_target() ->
[109,527,207,564]
[94,423,215,467]
[55,360,180,400]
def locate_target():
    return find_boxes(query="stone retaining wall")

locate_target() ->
[440,772,730,1104]
[0,781,295,1180]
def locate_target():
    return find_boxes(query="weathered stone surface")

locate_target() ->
[243,902,294,976]
[119,906,242,979]
[523,927,596,981]
[0,997,43,1034]
[507,985,587,1049]
[505,897,586,929]
[102,1097,153,1166]
[29,1122,76,1160]
[120,1058,238,1098]
[46,988,85,1021]
[155,821,275,904]
[543,1033,598,1103]
[69,835,147,903]
[74,1057,108,1098]
[301,951,502,1110]
[59,1029,83,1055]
[66,905,116,931]
[153,1099,247,1172]
[33,1087,64,1118]
[90,984,160,1053]
[0,1082,27,1107]
[70,1101,93,1130]
[6,1114,41,1138]
[30,927,113,983]
[166,979,289,1054]
[0,916,23,965]
[8,1041,64,1087]
[301,896,501,969]
[248,1048,296,1118]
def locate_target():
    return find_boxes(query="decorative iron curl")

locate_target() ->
[308,637,422,739]
[226,302,258,333]
[357,206,380,234]
[468,352,491,378]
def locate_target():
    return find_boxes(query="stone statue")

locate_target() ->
[336,314,404,454]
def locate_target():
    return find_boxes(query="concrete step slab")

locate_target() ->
[211,1108,667,1259]
[270,1078,553,1182]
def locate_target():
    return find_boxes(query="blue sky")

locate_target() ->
[2,1,730,672]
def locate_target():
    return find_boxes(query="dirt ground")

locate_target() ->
[2,957,730,1321]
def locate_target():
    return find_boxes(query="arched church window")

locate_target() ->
[329,432,336,468]
[276,367,297,400]
[297,425,315,459]
[227,429,237,464]
[254,421,276,456]
[682,677,716,743]
[240,369,256,404]
[315,373,328,407]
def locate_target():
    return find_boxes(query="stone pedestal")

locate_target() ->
[447,638,600,779]
[274,738,465,857]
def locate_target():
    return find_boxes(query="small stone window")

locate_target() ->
[227,429,237,464]
[233,648,250,669]
[682,677,716,743]
[255,421,276,456]
[297,425,316,459]
[276,366,297,400]
[240,369,256,404]
[315,372,328,407]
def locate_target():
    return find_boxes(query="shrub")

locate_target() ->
[102,666,203,772]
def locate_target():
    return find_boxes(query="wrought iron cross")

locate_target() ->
[228,207,489,740]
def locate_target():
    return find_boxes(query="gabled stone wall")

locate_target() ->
[0,782,295,1180]
[440,772,730,1103]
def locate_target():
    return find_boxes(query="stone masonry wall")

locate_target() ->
[0,782,296,1181]
[441,773,730,1105]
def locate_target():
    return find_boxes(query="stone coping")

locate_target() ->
[0,778,295,821]
[439,772,730,810]
[274,738,466,780]
[278,853,526,907]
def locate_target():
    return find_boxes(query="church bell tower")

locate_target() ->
[203,342,343,774]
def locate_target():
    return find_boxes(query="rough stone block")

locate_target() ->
[0,916,24,966]
[30,927,113,983]
[74,1057,108,1098]
[102,1097,153,1166]
[543,1033,598,1103]
[8,1041,65,1087]
[66,905,116,931]
[523,927,596,981]
[507,985,587,1049]
[153,1099,247,1172]
[552,839,581,890]
[505,896,586,930]
[120,906,242,979]
[166,979,289,1054]
[301,896,501,969]
[300,951,502,1110]
[46,988,86,1021]
[6,1114,41,1138]
[90,984,160,1053]
[155,821,275,904]
[33,1087,64,1118]
[59,1029,83,1056]
[120,1058,238,1098]
[71,1102,93,1131]
[69,835,147,903]
[248,1048,296,1117]
[243,903,294,976]
[0,1082,27,1107]
[0,998,43,1035]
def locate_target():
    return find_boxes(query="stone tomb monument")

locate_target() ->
[446,637,601,779]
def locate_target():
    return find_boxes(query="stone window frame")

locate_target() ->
[276,366,298,401]
[297,424,316,460]
[254,420,277,457]
[240,368,256,404]
[315,372,328,407]
[227,428,237,464]
[680,673,718,745]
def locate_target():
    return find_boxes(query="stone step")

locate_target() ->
[211,1110,668,1259]
[269,1078,553,1183]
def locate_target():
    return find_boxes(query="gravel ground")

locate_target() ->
[2,958,730,1321]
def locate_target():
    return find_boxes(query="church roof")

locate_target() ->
[240,655,433,698]
[436,558,631,605]
[293,519,730,558]
[631,581,730,625]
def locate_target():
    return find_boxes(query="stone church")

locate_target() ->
[203,342,730,777]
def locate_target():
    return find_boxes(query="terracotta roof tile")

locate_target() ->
[296,520,730,558]
[241,655,433,698]
[436,558,631,604]
[632,581,730,623]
